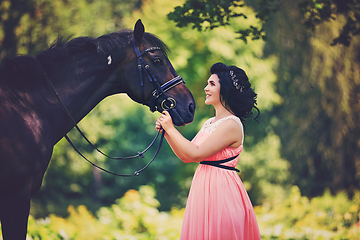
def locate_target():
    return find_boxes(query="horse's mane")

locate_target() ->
[0,29,168,88]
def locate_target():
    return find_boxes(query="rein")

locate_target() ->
[65,131,165,177]
[41,38,185,177]
[43,71,165,177]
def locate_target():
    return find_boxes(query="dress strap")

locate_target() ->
[200,155,240,172]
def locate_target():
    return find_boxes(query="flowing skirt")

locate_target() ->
[180,164,261,240]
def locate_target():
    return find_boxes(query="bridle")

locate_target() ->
[40,38,187,177]
[131,38,185,112]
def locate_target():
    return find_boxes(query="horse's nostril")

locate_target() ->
[189,102,195,115]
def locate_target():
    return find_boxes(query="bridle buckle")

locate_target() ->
[161,97,176,111]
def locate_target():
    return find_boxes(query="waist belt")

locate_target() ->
[200,155,240,172]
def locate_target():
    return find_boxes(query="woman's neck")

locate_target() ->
[213,104,233,123]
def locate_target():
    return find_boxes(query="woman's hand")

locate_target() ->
[156,111,174,132]
[155,119,163,132]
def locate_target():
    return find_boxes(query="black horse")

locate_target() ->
[0,20,195,239]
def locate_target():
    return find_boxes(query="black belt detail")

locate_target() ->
[200,155,240,172]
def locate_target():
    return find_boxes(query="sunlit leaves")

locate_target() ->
[299,0,360,46]
[0,0,139,60]
[26,185,360,239]
[255,186,360,239]
[28,186,183,240]
[167,0,276,43]
[167,0,360,46]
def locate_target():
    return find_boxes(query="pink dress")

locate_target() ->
[180,115,261,240]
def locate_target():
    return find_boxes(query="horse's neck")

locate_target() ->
[45,56,119,143]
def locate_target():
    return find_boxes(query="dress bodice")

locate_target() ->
[192,115,244,168]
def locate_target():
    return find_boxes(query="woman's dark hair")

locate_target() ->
[210,62,260,122]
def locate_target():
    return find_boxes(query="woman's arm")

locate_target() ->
[156,111,242,162]
[164,132,193,163]
[156,118,192,162]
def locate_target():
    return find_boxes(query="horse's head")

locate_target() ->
[115,20,195,126]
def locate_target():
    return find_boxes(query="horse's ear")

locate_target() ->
[134,19,145,43]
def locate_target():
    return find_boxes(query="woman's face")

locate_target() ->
[204,74,221,106]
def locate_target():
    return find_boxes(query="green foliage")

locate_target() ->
[263,0,360,198]
[27,186,184,240]
[299,0,360,46]
[256,186,360,240]
[240,132,291,206]
[168,0,360,46]
[0,0,138,61]
[167,0,274,43]
[168,0,247,30]
[4,185,360,239]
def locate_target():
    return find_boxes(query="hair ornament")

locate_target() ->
[230,70,245,92]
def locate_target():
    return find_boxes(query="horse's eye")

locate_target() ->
[153,59,161,65]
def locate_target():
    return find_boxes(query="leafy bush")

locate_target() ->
[255,186,360,240]
[25,185,183,240]
[2,185,359,239]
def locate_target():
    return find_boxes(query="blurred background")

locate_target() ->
[1,0,360,239]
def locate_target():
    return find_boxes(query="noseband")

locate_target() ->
[131,39,185,112]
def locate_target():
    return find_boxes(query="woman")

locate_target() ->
[156,62,261,240]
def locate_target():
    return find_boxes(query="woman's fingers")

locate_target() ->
[155,122,162,132]
[155,118,164,132]
[156,111,173,132]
